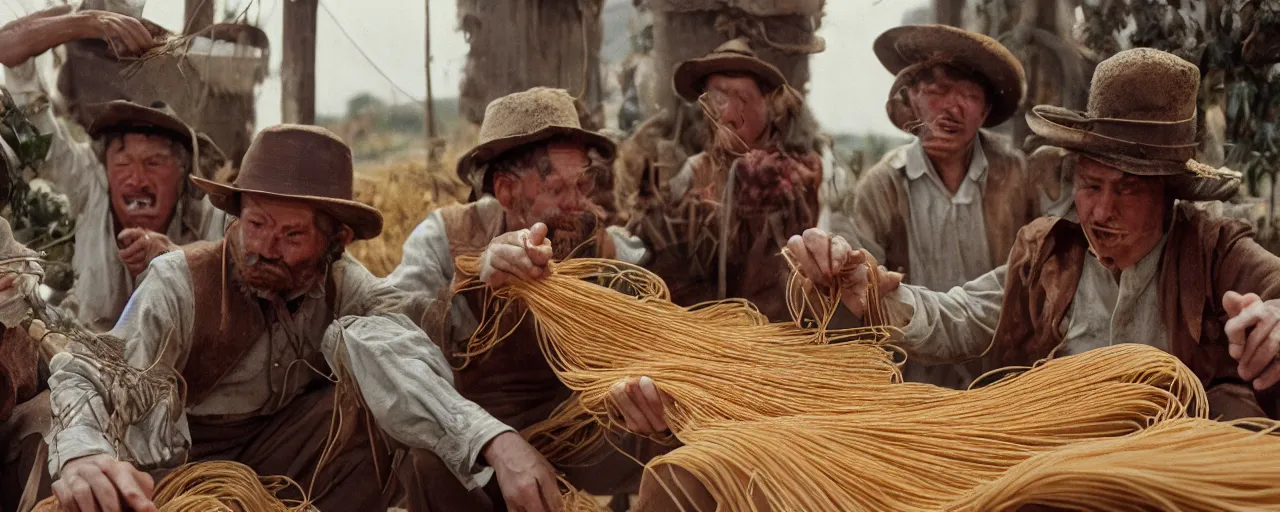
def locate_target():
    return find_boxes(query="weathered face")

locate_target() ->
[234,194,348,297]
[494,142,599,260]
[1074,157,1169,272]
[906,66,990,160]
[106,133,184,233]
[703,73,768,150]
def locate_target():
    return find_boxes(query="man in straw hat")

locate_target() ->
[2,6,230,332]
[389,86,663,509]
[43,124,564,511]
[787,47,1278,420]
[823,24,1043,390]
[629,37,829,322]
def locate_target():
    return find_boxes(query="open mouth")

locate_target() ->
[1089,225,1128,245]
[934,117,964,136]
[123,193,157,212]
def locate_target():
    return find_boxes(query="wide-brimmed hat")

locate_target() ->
[192,124,383,240]
[456,87,615,193]
[1027,48,1237,192]
[874,24,1026,128]
[88,100,194,148]
[673,38,788,103]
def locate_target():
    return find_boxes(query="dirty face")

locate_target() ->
[234,194,350,298]
[906,66,990,161]
[106,133,184,233]
[703,73,768,151]
[494,141,600,260]
[1074,157,1169,272]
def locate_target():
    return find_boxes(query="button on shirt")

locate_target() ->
[903,138,993,291]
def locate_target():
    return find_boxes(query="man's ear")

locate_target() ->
[336,225,355,248]
[493,173,519,210]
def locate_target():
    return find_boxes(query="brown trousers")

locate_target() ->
[184,384,444,511]
[409,432,671,510]
[0,392,51,512]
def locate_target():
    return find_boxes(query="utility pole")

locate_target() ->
[184,0,216,35]
[424,0,437,140]
[282,0,318,125]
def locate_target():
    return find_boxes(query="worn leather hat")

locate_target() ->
[672,38,788,103]
[191,124,383,240]
[875,24,1026,128]
[456,87,615,194]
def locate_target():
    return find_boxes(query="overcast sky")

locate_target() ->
[3,0,925,135]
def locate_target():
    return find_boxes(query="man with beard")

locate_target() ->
[43,125,563,512]
[1,6,229,332]
[820,24,1040,390]
[785,48,1277,420]
[631,38,828,322]
[389,87,659,509]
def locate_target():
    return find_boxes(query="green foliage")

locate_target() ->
[0,88,75,291]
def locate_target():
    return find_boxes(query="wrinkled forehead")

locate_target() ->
[240,193,319,224]
[704,73,764,96]
[105,131,181,157]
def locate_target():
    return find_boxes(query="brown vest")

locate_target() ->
[181,240,333,408]
[435,199,616,430]
[989,204,1280,417]
[0,326,40,423]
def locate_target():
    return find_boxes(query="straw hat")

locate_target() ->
[874,24,1026,127]
[672,38,788,103]
[1027,48,1238,199]
[192,124,383,240]
[456,87,615,194]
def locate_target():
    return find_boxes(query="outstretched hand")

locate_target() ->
[786,228,903,319]
[54,454,156,512]
[1223,291,1280,391]
[610,376,673,435]
[480,223,554,288]
[117,228,176,279]
[483,432,563,512]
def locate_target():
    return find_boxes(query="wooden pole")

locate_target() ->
[183,0,216,35]
[282,0,318,125]
[933,0,966,27]
[424,0,437,140]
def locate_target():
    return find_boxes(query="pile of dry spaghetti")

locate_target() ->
[34,461,310,512]
[454,255,1279,511]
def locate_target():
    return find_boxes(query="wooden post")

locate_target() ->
[933,0,966,27]
[424,0,437,140]
[282,0,318,125]
[183,0,216,35]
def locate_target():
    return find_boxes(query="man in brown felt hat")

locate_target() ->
[43,124,565,512]
[819,24,1045,390]
[786,47,1279,421]
[2,7,230,332]
[389,86,666,509]
[629,37,830,322]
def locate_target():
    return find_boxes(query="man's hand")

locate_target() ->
[610,376,673,435]
[483,432,563,512]
[1223,291,1280,391]
[786,228,904,319]
[117,228,176,278]
[479,223,554,288]
[53,454,156,512]
[79,10,155,57]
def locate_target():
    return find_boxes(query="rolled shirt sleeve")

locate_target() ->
[326,258,514,489]
[46,252,196,475]
[890,264,1008,365]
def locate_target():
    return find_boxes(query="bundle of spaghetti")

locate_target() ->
[649,376,1200,511]
[33,461,310,512]
[949,417,1280,512]
[560,477,609,512]
[453,256,903,435]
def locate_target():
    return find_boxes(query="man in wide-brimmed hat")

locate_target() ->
[389,87,664,510]
[2,7,230,332]
[822,24,1042,390]
[788,48,1278,420]
[44,124,563,511]
[629,37,830,322]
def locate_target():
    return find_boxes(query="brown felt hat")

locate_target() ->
[192,124,383,240]
[88,100,195,149]
[456,87,615,193]
[875,24,1026,128]
[673,38,789,103]
[1027,48,1237,184]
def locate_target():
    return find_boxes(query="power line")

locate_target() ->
[316,0,427,109]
